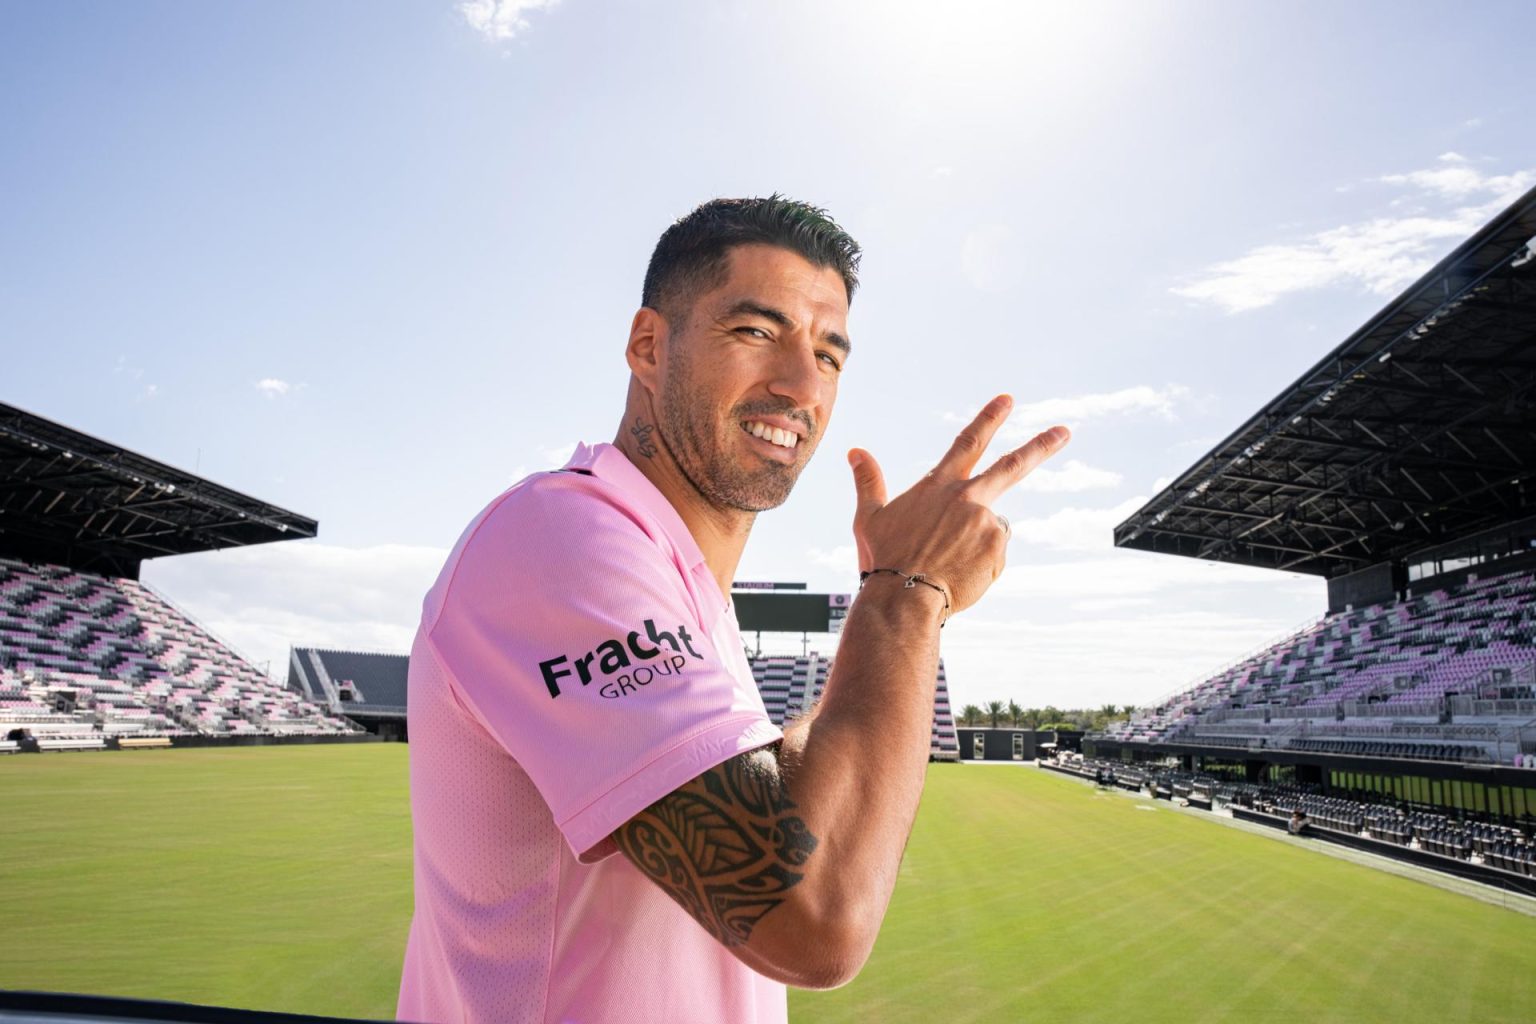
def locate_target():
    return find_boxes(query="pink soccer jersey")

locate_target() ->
[397,442,787,1024]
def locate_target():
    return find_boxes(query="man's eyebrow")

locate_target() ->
[722,300,851,355]
[722,300,793,328]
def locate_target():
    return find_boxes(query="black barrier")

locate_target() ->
[165,733,382,750]
[0,992,398,1024]
[1043,761,1535,897]
[1231,807,1536,898]
[7,734,384,756]
[1040,762,1095,782]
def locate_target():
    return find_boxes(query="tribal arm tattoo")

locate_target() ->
[614,746,819,947]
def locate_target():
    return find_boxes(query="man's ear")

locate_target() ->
[626,307,668,394]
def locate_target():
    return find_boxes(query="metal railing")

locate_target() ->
[1450,696,1536,717]
[1343,700,1442,718]
[1186,710,1536,765]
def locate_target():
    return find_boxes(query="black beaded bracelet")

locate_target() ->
[858,568,951,626]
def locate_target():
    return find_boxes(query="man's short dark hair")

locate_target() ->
[642,195,862,320]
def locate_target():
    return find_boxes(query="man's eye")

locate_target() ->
[818,352,843,371]
[737,326,770,339]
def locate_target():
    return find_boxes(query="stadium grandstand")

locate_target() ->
[289,647,409,740]
[747,651,959,759]
[288,582,963,758]
[0,401,360,753]
[1093,183,1536,824]
[736,583,959,759]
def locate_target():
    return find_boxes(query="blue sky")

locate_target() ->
[4,0,1534,709]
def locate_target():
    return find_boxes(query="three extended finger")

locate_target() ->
[968,425,1072,504]
[932,394,1013,480]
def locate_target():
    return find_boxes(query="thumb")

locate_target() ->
[848,448,888,517]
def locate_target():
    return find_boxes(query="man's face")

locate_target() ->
[654,243,850,513]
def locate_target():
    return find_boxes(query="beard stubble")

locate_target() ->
[658,342,814,513]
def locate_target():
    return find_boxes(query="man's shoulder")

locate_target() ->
[440,469,676,588]
[473,469,649,541]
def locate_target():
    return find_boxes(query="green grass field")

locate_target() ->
[3,746,1534,1022]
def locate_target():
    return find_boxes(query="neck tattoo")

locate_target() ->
[631,416,658,459]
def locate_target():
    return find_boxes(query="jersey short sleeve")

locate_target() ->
[421,470,781,861]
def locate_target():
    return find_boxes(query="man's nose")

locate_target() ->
[766,337,822,409]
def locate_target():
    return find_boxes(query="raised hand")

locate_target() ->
[848,395,1070,618]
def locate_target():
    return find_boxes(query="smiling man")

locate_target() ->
[397,197,1070,1024]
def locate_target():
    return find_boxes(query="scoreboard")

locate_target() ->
[732,585,851,634]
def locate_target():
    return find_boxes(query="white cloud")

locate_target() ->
[943,604,1310,708]
[255,378,290,399]
[953,384,1189,442]
[1377,151,1531,200]
[808,545,858,574]
[1017,458,1122,494]
[1070,596,1155,613]
[1173,154,1535,313]
[140,542,447,680]
[1001,495,1147,551]
[458,0,561,41]
[139,384,159,402]
[993,550,1310,599]
[1171,218,1466,312]
[1013,384,1187,428]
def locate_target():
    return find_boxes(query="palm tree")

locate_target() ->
[959,703,983,727]
[1024,707,1044,731]
[1007,700,1023,727]
[985,700,1005,728]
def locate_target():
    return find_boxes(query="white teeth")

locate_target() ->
[743,421,799,448]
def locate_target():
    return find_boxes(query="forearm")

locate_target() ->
[758,575,944,972]
[782,574,942,799]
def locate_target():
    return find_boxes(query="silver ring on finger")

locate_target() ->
[996,513,1011,538]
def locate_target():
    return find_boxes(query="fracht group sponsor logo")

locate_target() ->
[538,619,703,700]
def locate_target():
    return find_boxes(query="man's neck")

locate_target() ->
[612,427,753,601]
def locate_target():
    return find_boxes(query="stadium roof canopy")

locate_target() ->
[0,401,317,579]
[1116,184,1536,578]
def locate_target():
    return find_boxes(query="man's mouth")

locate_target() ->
[741,420,801,450]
